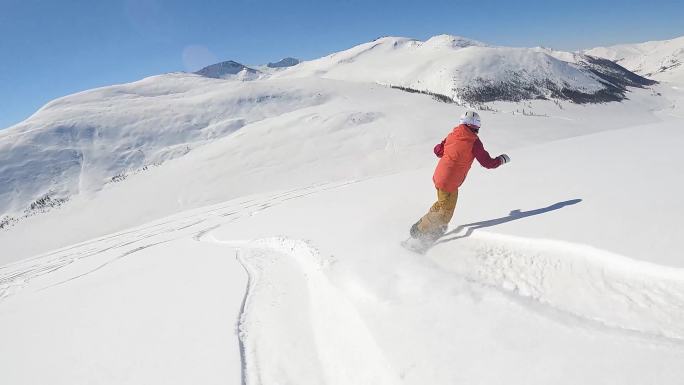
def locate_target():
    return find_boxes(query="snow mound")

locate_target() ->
[431,232,684,340]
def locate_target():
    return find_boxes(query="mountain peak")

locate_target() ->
[195,60,257,78]
[267,57,300,68]
[423,34,487,49]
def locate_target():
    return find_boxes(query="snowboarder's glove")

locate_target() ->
[498,154,510,165]
[434,139,446,158]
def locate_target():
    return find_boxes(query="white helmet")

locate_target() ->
[459,110,481,128]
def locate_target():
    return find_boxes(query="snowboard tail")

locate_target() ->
[403,222,446,254]
[401,237,432,254]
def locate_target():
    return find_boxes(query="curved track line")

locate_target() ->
[232,237,399,385]
[0,180,359,301]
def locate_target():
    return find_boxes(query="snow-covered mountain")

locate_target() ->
[274,35,654,104]
[586,35,684,82]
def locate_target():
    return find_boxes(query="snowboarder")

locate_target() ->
[409,110,510,245]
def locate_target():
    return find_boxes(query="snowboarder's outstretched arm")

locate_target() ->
[473,139,510,169]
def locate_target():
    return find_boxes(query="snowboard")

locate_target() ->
[401,237,434,254]
[402,222,445,254]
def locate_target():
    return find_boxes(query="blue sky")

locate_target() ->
[1,0,683,129]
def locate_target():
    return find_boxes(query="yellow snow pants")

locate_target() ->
[416,188,458,235]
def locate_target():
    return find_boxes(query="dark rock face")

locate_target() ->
[195,61,257,78]
[579,55,656,88]
[267,57,300,68]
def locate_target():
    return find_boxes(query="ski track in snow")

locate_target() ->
[214,234,684,384]
[229,237,400,385]
[0,181,358,301]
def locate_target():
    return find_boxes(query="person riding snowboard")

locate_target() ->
[410,110,510,243]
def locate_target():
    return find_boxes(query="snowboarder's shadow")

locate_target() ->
[436,199,582,245]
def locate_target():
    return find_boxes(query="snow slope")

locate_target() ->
[0,74,328,220]
[2,34,684,384]
[587,35,684,82]
[0,79,668,262]
[3,123,684,383]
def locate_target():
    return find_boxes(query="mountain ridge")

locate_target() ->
[272,35,654,104]
[586,35,684,82]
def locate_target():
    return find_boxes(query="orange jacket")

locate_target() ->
[433,124,501,192]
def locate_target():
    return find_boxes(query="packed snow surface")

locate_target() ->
[2,34,684,384]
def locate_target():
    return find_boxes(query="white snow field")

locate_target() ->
[2,35,684,384]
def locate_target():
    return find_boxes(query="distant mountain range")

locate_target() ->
[194,57,301,78]
[195,35,655,104]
